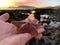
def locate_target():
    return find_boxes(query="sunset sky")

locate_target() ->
[0,0,60,8]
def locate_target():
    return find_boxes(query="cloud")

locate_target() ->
[26,3,49,8]
[8,0,48,7]
[10,0,36,3]
[10,0,36,7]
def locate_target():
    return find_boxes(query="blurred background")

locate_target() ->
[0,0,60,45]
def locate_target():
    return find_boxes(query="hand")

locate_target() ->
[0,13,32,45]
[0,13,45,45]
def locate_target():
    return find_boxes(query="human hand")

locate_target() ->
[0,13,45,45]
[0,13,32,45]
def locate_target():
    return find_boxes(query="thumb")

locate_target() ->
[0,13,9,22]
[14,33,32,45]
[0,33,32,45]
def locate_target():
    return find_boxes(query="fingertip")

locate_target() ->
[0,13,9,22]
[22,33,32,43]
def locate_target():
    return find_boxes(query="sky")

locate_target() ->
[12,0,60,7]
[0,0,60,8]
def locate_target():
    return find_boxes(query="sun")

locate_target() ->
[0,0,13,8]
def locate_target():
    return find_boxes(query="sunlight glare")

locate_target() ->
[0,0,13,8]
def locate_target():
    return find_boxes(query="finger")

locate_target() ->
[0,33,32,45]
[0,13,9,22]
[10,33,32,45]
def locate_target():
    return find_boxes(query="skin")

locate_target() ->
[0,13,44,45]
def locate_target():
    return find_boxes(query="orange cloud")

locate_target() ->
[12,0,36,3]
[10,0,36,7]
[17,0,49,8]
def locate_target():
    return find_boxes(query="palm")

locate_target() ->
[0,21,32,45]
[0,13,44,45]
[0,13,32,45]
